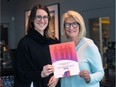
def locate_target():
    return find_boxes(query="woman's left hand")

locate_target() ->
[48,76,59,87]
[79,70,90,83]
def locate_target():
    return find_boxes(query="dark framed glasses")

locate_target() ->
[35,15,49,21]
[64,22,80,28]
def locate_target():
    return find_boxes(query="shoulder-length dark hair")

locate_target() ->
[27,4,53,38]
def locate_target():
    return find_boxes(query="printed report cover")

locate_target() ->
[49,41,80,78]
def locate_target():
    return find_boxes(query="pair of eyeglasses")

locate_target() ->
[64,22,80,28]
[35,15,49,21]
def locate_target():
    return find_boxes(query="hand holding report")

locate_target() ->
[49,41,80,78]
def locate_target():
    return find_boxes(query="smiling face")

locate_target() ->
[34,9,49,35]
[64,17,80,38]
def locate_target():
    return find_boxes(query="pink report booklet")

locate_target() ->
[49,41,80,78]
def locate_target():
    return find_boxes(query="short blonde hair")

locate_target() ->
[62,10,86,39]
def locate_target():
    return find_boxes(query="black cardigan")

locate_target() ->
[15,29,60,87]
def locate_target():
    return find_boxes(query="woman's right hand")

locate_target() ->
[48,76,59,87]
[41,64,54,78]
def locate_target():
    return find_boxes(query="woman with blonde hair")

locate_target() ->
[61,10,104,87]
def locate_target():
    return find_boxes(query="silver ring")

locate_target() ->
[82,72,87,77]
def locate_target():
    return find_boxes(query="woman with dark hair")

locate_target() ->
[15,4,60,87]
